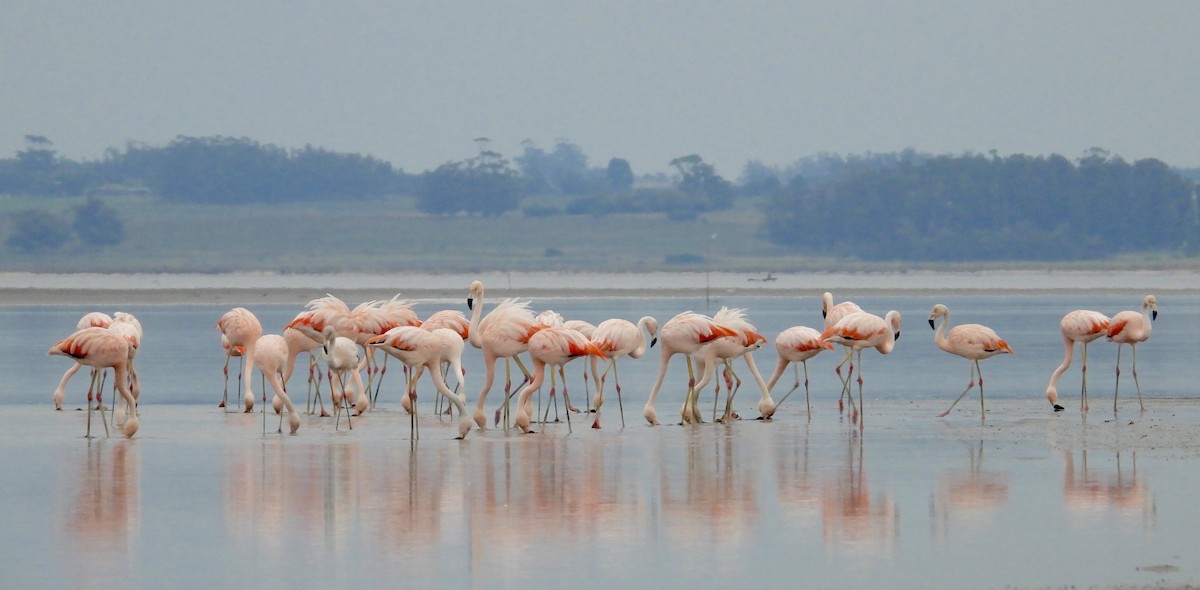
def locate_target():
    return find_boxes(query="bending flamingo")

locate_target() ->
[48,327,139,438]
[766,326,834,418]
[689,307,773,423]
[928,304,1013,419]
[1107,294,1157,412]
[1044,309,1111,412]
[218,307,262,412]
[643,311,736,426]
[513,327,607,433]
[52,311,113,411]
[253,334,301,434]
[367,326,473,439]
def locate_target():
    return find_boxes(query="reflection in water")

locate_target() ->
[775,423,820,528]
[660,427,759,557]
[1062,450,1156,530]
[820,430,898,557]
[931,440,1010,540]
[63,441,140,583]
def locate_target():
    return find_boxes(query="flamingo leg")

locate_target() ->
[561,366,574,433]
[937,361,978,418]
[613,362,626,428]
[1132,345,1144,411]
[1080,342,1090,413]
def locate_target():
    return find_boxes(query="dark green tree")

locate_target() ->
[72,197,126,247]
[6,209,71,253]
[418,150,522,216]
[606,158,634,192]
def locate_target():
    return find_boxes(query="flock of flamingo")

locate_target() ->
[46,280,1160,440]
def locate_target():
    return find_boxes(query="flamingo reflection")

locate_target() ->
[63,442,140,582]
[931,440,1010,540]
[1062,450,1155,530]
[820,431,898,556]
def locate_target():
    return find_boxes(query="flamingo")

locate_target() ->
[366,294,421,405]
[1044,310,1111,412]
[367,326,473,439]
[218,307,262,412]
[285,295,373,415]
[466,280,537,430]
[219,333,246,409]
[253,334,301,434]
[318,326,364,431]
[282,326,325,416]
[588,316,658,428]
[52,311,113,411]
[689,307,773,423]
[418,309,470,416]
[928,304,1013,419]
[820,309,902,424]
[1107,295,1158,413]
[107,312,143,427]
[48,327,139,438]
[643,311,736,426]
[766,326,835,418]
[822,292,863,412]
[513,327,607,433]
[562,318,596,414]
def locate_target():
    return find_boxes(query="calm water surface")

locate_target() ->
[2,291,1197,588]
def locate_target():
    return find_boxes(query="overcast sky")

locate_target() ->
[3,2,1197,177]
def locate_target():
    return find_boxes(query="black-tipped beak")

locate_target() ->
[1053,404,1065,412]
[1152,310,1158,321]
[650,337,658,348]
[894,331,901,342]
[822,311,827,319]
[467,298,474,311]
[928,319,935,329]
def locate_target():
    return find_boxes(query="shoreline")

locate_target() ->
[0,269,1195,305]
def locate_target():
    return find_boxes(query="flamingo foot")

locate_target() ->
[218,400,225,408]
[591,420,601,429]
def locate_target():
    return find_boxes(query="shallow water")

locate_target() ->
[3,289,1198,588]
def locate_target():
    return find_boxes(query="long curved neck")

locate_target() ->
[632,318,651,358]
[1142,304,1154,337]
[467,291,484,349]
[1046,334,1075,394]
[933,314,951,352]
[743,352,772,402]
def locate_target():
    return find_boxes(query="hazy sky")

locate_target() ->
[3,2,1198,177]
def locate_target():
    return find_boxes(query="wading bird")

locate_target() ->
[1107,295,1158,413]
[928,304,1013,419]
[1044,310,1111,412]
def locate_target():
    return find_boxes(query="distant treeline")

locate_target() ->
[1,135,1196,260]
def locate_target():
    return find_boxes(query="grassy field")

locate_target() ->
[2,193,1198,274]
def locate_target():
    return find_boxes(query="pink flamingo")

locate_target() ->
[823,292,863,412]
[108,312,143,427]
[282,326,325,416]
[253,334,301,434]
[367,326,473,439]
[689,307,773,423]
[418,308,470,416]
[48,327,139,438]
[513,327,607,433]
[766,326,835,418]
[286,295,375,415]
[219,334,246,409]
[1045,310,1111,412]
[820,309,902,424]
[316,326,364,431]
[218,307,262,412]
[52,311,113,411]
[466,280,537,430]
[928,304,1013,419]
[643,311,736,426]
[1107,295,1158,412]
[588,316,658,428]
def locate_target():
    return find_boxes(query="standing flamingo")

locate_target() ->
[419,309,470,416]
[1107,295,1158,412]
[253,334,301,434]
[513,327,607,433]
[928,304,1013,419]
[588,316,658,428]
[52,311,113,411]
[1044,309,1111,412]
[218,307,262,413]
[766,326,835,418]
[48,327,139,438]
[643,311,736,426]
[466,280,536,430]
[286,295,373,415]
[688,307,774,423]
[820,309,902,424]
[367,326,473,439]
[822,292,863,412]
